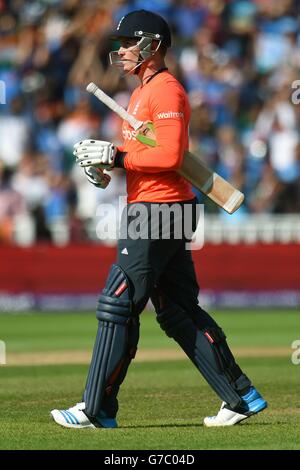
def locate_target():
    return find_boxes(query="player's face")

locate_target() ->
[117,38,141,73]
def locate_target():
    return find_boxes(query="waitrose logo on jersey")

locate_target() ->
[157,111,184,119]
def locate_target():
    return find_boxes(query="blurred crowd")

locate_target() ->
[0,0,300,245]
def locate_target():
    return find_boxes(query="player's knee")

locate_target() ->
[152,288,188,338]
[97,264,136,324]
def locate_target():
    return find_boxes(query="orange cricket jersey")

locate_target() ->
[120,70,194,203]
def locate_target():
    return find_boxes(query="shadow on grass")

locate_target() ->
[121,423,202,430]
[122,420,279,430]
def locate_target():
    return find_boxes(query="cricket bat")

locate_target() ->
[86,82,244,214]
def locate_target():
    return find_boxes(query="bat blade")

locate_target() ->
[178,151,244,213]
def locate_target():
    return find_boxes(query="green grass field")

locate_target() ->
[1,310,300,450]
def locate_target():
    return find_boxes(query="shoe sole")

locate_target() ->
[204,413,248,427]
[204,401,268,427]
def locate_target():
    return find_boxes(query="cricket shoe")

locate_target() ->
[50,402,118,429]
[203,387,267,427]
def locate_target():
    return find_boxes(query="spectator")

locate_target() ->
[0,97,30,167]
[255,88,300,183]
[0,163,28,243]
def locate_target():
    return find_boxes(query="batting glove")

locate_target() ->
[74,140,117,170]
[83,166,111,189]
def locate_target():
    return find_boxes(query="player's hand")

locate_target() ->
[73,140,117,170]
[83,166,111,189]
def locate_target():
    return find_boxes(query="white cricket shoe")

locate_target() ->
[204,402,249,427]
[204,387,267,427]
[51,402,96,429]
[50,402,118,429]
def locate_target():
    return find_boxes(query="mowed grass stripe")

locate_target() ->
[6,346,292,366]
[1,310,299,353]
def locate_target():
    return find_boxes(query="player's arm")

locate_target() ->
[73,85,187,173]
[121,86,186,173]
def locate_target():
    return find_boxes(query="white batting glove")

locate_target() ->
[74,139,117,170]
[84,166,111,189]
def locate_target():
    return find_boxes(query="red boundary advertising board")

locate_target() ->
[0,244,299,309]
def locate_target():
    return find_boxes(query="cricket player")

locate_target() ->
[51,10,267,428]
